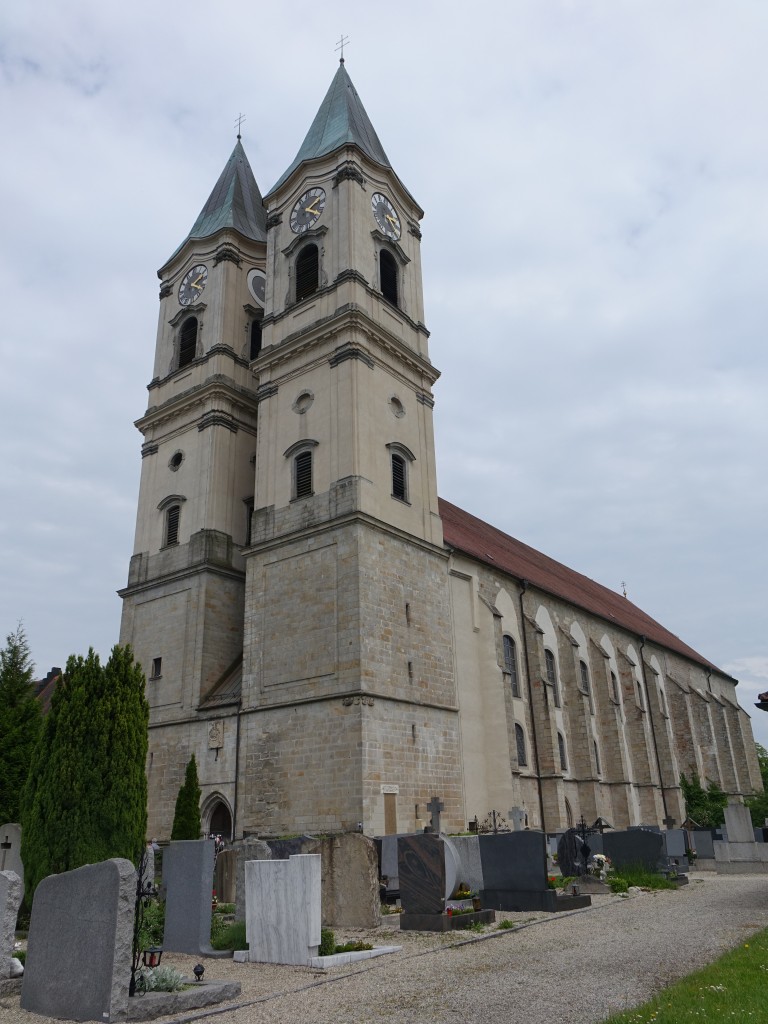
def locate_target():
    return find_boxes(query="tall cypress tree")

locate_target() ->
[20,645,148,896]
[0,624,42,824]
[171,755,202,840]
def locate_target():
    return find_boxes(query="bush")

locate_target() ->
[139,965,187,992]
[608,876,629,893]
[139,899,165,949]
[497,920,516,930]
[333,939,373,952]
[214,902,235,914]
[319,928,336,956]
[612,864,676,890]
[210,919,248,951]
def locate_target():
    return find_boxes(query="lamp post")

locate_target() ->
[129,848,161,997]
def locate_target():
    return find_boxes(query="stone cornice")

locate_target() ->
[329,342,375,369]
[137,376,259,434]
[198,410,239,433]
[281,224,328,258]
[141,442,159,458]
[416,391,435,408]
[168,302,207,327]
[213,244,242,266]
[332,161,366,188]
[117,559,246,599]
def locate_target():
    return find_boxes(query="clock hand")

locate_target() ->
[304,200,321,216]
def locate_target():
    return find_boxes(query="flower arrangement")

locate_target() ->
[588,853,611,880]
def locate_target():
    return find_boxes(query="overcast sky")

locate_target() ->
[2,2,767,750]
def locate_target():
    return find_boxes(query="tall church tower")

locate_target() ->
[239,61,462,836]
[121,64,464,839]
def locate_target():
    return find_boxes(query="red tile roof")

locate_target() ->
[438,497,726,678]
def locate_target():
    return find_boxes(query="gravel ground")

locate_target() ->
[4,874,768,1024]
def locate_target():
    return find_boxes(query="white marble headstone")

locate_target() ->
[245,854,321,965]
[724,802,755,844]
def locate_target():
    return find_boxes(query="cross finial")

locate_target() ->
[621,580,627,598]
[335,34,349,63]
[234,113,246,140]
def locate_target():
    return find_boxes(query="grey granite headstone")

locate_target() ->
[164,839,224,956]
[509,807,526,832]
[0,825,23,884]
[478,831,547,892]
[603,828,664,871]
[724,802,755,843]
[693,830,715,858]
[1,870,23,980]
[21,858,134,1022]
[664,829,687,859]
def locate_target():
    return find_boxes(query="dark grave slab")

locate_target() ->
[164,839,229,957]
[400,909,495,932]
[603,828,663,872]
[21,858,134,1022]
[481,888,591,912]
[664,829,687,859]
[692,830,715,859]
[398,834,445,915]
[478,830,547,891]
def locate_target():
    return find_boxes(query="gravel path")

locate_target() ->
[5,874,768,1024]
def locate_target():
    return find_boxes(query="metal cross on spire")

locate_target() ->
[335,34,349,63]
[234,113,246,140]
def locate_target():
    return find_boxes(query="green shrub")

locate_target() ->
[138,899,165,949]
[214,902,235,914]
[210,919,248,951]
[612,864,676,890]
[139,965,187,992]
[334,939,374,953]
[15,949,26,965]
[319,928,336,956]
[608,876,629,893]
[497,920,516,930]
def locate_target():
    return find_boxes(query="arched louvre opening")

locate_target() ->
[179,317,198,368]
[380,249,398,305]
[296,245,319,301]
[391,453,407,500]
[294,450,313,498]
[165,504,180,546]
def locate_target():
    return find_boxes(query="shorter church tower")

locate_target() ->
[119,141,267,835]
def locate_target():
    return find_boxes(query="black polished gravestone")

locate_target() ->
[397,833,496,932]
[479,831,591,912]
[603,828,664,872]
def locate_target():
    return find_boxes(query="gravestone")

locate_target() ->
[0,825,23,883]
[426,796,444,833]
[376,832,414,899]
[480,831,591,911]
[1,870,23,983]
[398,834,446,915]
[693,829,715,859]
[164,839,227,957]
[509,807,526,832]
[603,828,664,871]
[21,858,134,1022]
[447,835,483,894]
[664,829,687,862]
[244,854,320,964]
[724,801,755,843]
[234,839,272,921]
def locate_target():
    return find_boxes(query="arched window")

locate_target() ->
[565,798,574,828]
[636,677,645,710]
[165,504,181,546]
[658,684,668,717]
[178,317,198,368]
[503,635,520,698]
[579,659,591,695]
[593,740,602,776]
[294,450,313,498]
[296,244,319,301]
[610,670,620,703]
[545,648,560,707]
[391,453,407,501]
[380,249,398,306]
[515,723,527,767]
[250,317,263,360]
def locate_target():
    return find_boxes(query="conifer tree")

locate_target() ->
[0,624,42,824]
[170,755,202,840]
[20,645,149,896]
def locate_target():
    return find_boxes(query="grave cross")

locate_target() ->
[663,815,677,830]
[426,795,444,833]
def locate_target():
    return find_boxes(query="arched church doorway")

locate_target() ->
[207,800,232,840]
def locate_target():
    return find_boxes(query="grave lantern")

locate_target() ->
[193,963,205,982]
[142,946,163,969]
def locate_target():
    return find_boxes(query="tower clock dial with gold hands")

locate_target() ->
[179,264,208,306]
[290,187,326,233]
[371,193,401,240]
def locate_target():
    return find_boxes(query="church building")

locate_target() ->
[119,62,761,841]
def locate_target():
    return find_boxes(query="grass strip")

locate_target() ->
[600,925,768,1022]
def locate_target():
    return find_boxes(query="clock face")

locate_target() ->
[290,187,326,234]
[247,268,266,307]
[179,264,208,306]
[371,193,401,240]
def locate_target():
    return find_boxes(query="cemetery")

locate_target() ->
[3,804,768,1021]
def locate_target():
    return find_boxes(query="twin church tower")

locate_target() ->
[119,63,461,839]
